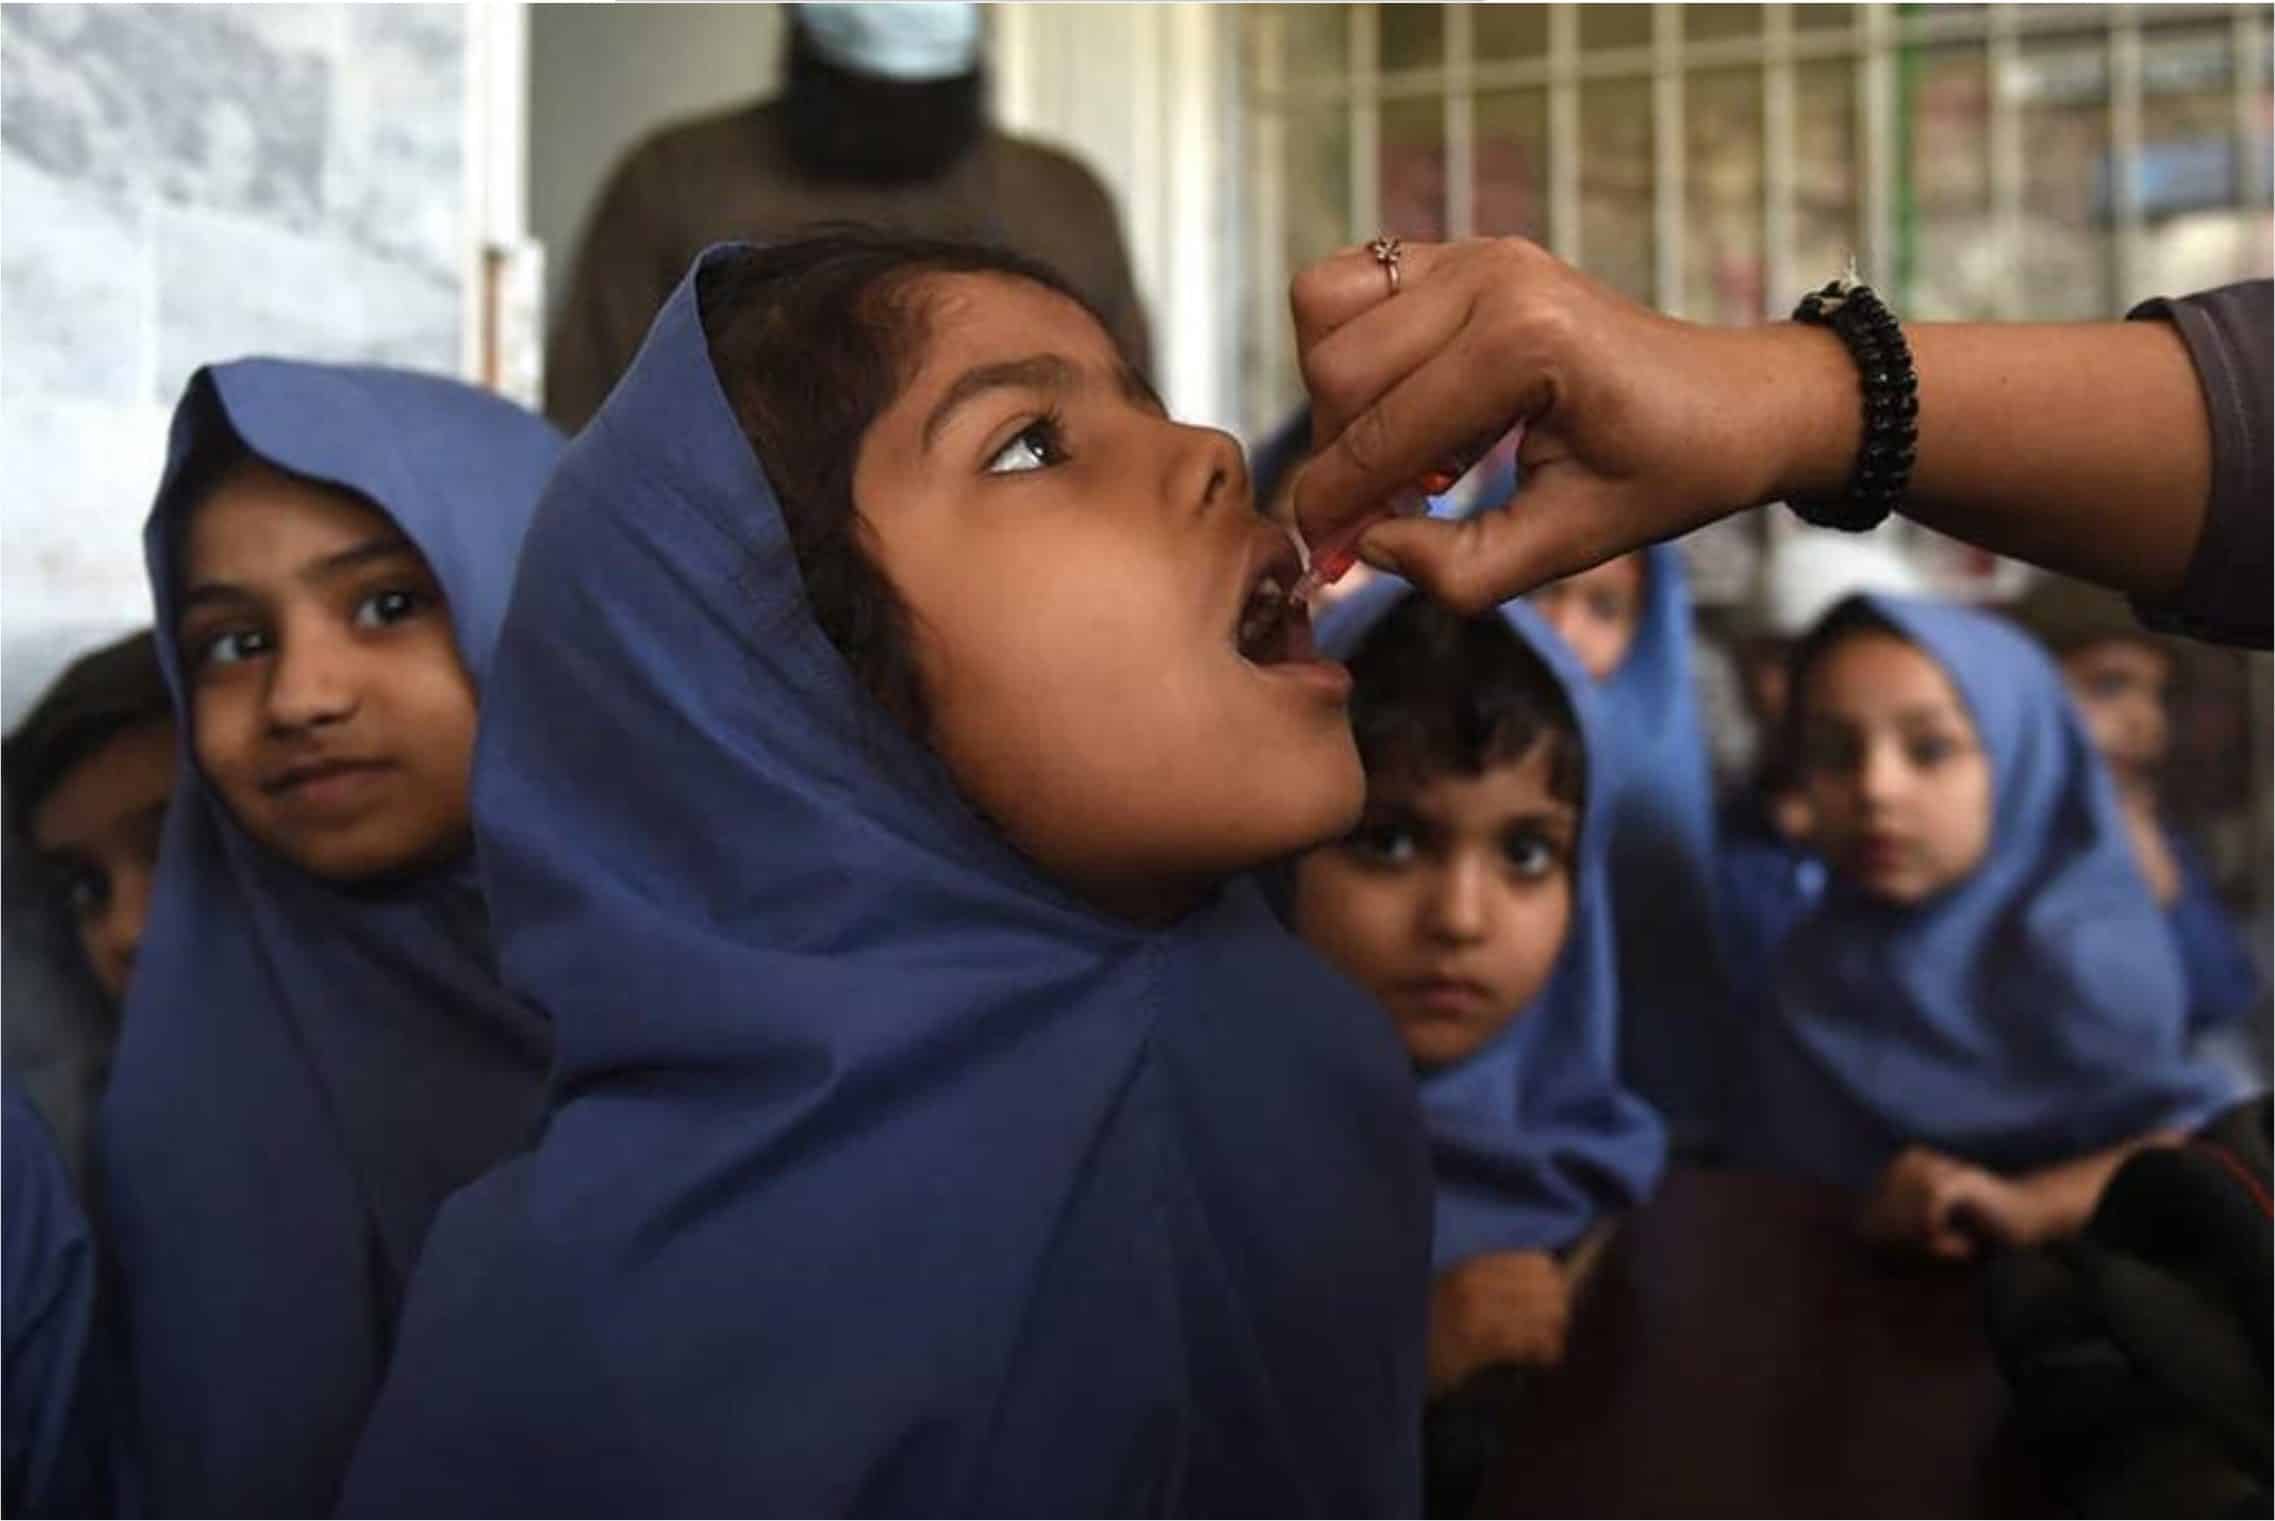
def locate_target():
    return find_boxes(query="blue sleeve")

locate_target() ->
[4,1086,105,1518]
[2165,836,2266,1036]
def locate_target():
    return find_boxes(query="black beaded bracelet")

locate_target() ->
[1787,270,1918,533]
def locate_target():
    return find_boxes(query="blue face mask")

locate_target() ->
[797,2,983,81]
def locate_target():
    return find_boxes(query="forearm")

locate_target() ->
[1760,319,2212,601]
[2007,1130,2186,1243]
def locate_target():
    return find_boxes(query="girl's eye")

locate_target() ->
[986,417,1067,476]
[195,628,270,669]
[1502,833,1561,879]
[1344,822,1419,868]
[1907,735,1958,768]
[353,587,424,629]
[2084,672,2132,701]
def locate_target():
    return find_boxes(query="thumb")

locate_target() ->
[1354,468,1624,614]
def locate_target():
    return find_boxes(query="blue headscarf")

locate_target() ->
[1585,542,1732,1150]
[1319,580,1667,1266]
[1738,596,2244,1188]
[101,361,564,1516]
[340,247,1430,1516]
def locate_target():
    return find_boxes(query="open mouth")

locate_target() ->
[1234,538,1318,666]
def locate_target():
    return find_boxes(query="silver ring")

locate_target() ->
[1367,234,1403,296]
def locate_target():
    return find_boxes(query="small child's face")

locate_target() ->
[1291,743,1577,1071]
[177,461,478,883]
[30,718,176,1003]
[1798,632,1992,904]
[2057,638,2171,785]
[854,274,1361,918]
[1527,554,1644,683]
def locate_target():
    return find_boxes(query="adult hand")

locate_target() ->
[1426,1249,1573,1395]
[1288,237,1856,612]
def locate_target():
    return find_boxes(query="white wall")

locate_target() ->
[0,3,474,728]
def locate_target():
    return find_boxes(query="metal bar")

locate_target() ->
[1249,5,2244,107]
[1549,3,1581,261]
[1859,2,1897,288]
[1987,5,2025,318]
[1764,3,1797,315]
[2110,4,2144,310]
[1350,3,1381,244]
[1653,3,1684,314]
[2236,5,2268,208]
[1247,7,1289,433]
[1445,2,1476,239]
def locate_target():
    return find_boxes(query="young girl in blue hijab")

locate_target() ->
[1293,584,1665,1394]
[340,234,1430,1516]
[101,360,564,1515]
[1742,595,2245,1258]
[1528,545,1732,1153]
[2014,574,2265,1054]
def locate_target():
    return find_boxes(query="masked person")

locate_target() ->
[546,1,1152,433]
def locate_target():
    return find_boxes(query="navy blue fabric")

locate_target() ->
[1737,596,2246,1189]
[1319,581,1667,1266]
[100,361,563,1516]
[340,247,1431,1517]
[1585,543,1732,1150]
[2166,829,2264,1037]
[1714,789,1828,1003]
[5,1083,104,1519]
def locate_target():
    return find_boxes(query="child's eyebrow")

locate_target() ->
[1891,703,1968,728]
[922,354,1081,450]
[1116,361,1165,417]
[178,534,419,613]
[300,533,420,585]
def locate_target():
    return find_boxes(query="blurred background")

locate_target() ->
[2,1,2269,896]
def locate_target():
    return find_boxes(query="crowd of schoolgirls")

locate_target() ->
[4,231,2263,1517]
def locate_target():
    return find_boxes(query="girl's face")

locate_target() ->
[854,274,1362,920]
[1290,742,1577,1071]
[1798,632,1993,904]
[1527,554,1644,683]
[2058,638,2171,787]
[177,461,478,883]
[29,717,175,1004]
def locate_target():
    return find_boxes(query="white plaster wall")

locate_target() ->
[0,3,472,729]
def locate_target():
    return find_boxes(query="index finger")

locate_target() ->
[1288,239,1461,358]
[1291,318,1549,547]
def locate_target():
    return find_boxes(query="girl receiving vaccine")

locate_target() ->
[1738,595,2243,1256]
[104,361,563,1515]
[342,234,1428,1516]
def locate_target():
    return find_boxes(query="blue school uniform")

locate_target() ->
[2165,829,2264,1038]
[1320,583,1668,1264]
[100,361,564,1516]
[1585,543,1734,1152]
[1714,788,1828,997]
[5,1083,104,1519]
[1735,597,2245,1190]
[338,247,1431,1516]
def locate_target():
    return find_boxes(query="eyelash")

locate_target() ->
[184,582,433,674]
[985,411,1071,475]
